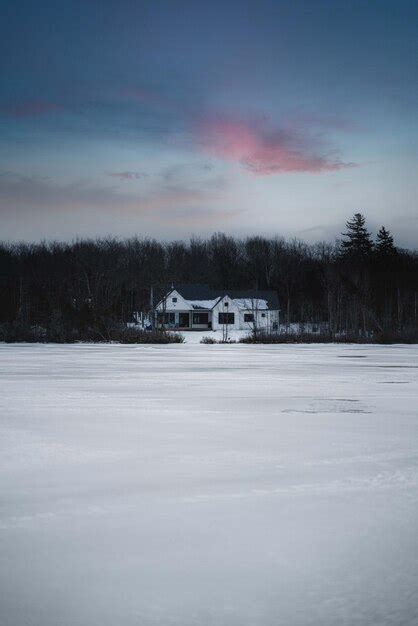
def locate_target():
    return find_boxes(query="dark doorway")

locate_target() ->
[179,312,190,328]
[192,312,209,326]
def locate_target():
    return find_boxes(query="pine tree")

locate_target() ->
[340,213,374,258]
[375,226,396,255]
[374,226,398,332]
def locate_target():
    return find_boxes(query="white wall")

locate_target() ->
[155,290,190,312]
[212,296,240,331]
[156,290,279,332]
[238,309,279,331]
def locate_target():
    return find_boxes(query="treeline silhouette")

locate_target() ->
[0,213,417,342]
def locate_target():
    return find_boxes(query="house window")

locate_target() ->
[193,312,209,325]
[172,297,177,303]
[224,302,229,307]
[244,313,254,323]
[158,312,175,325]
[218,312,234,325]
[261,313,266,318]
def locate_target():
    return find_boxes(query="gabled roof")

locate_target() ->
[227,290,279,311]
[154,284,217,310]
[188,299,221,310]
[170,283,219,300]
[164,284,279,310]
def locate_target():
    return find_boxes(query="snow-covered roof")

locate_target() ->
[233,298,269,310]
[187,298,221,310]
[157,284,279,310]
[187,297,268,310]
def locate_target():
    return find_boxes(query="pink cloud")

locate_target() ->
[107,171,146,181]
[197,116,353,175]
[4,100,62,118]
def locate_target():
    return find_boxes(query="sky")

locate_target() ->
[1,0,417,246]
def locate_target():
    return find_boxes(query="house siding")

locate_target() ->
[154,286,280,331]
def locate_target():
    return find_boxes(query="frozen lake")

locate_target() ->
[1,343,418,626]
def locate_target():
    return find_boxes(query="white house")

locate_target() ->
[155,284,280,331]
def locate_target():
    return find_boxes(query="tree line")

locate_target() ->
[0,213,417,342]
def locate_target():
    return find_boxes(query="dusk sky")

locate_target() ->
[1,0,417,246]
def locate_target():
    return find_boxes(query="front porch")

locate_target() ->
[157,310,212,330]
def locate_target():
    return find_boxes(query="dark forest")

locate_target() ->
[1,214,417,343]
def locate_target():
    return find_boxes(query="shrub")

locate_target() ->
[239,330,418,344]
[200,335,236,344]
[110,327,185,344]
[200,335,218,344]
[373,328,418,344]
[1,322,185,344]
[4,322,48,343]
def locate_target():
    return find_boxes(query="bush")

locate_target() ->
[200,335,236,344]
[239,330,418,344]
[3,322,47,343]
[239,332,333,344]
[373,328,418,344]
[46,309,76,343]
[200,335,218,344]
[0,324,7,342]
[1,321,185,344]
[110,327,185,344]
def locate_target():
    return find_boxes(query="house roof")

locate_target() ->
[163,284,279,310]
[188,298,222,310]
[171,284,220,301]
[227,290,279,310]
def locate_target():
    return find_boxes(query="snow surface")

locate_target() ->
[176,297,268,311]
[182,329,251,343]
[233,298,269,310]
[1,343,418,626]
[187,299,220,310]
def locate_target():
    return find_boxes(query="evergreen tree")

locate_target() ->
[340,213,374,258]
[375,226,396,255]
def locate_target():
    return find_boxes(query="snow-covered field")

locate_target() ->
[179,328,250,343]
[1,343,418,626]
